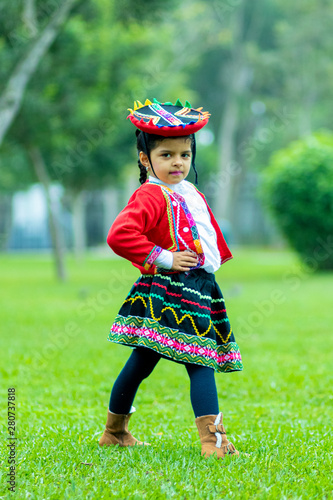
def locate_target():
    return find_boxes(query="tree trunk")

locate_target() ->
[22,0,38,37]
[298,93,314,137]
[0,0,78,146]
[0,194,13,251]
[213,4,251,224]
[124,174,139,208]
[28,146,67,282]
[72,190,87,261]
[102,187,119,238]
[215,92,240,222]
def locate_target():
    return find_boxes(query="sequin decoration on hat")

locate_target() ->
[127,98,210,136]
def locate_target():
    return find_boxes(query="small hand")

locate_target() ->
[171,251,199,272]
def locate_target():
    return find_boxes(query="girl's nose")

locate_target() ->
[173,155,182,165]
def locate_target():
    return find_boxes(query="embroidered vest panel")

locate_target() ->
[159,185,205,269]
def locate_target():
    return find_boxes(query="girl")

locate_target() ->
[99,99,243,459]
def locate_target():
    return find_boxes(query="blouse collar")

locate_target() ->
[148,175,186,192]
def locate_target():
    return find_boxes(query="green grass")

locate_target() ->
[1,248,333,499]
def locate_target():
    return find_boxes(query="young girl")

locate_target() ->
[99,99,243,459]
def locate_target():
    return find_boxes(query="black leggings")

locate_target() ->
[109,347,219,418]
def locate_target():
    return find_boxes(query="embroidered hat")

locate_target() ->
[127,98,210,136]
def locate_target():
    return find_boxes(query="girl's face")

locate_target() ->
[139,137,192,185]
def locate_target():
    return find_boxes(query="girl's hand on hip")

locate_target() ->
[171,251,198,271]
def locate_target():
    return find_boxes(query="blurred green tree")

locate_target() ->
[172,0,333,233]
[2,0,333,267]
[261,132,333,270]
[0,0,79,147]
[0,0,182,277]
[0,0,79,270]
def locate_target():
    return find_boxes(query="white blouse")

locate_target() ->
[149,177,221,273]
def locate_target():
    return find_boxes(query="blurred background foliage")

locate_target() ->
[262,131,333,270]
[1,0,333,278]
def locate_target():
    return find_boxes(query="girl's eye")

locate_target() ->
[182,154,190,158]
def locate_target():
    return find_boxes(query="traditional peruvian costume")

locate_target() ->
[99,99,242,459]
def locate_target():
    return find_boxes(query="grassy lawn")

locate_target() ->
[0,248,332,499]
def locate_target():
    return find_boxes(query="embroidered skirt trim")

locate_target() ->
[108,269,243,373]
[108,315,242,373]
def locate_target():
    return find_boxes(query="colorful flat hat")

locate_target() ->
[127,98,210,136]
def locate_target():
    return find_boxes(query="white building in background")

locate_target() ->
[6,183,116,251]
[9,184,65,250]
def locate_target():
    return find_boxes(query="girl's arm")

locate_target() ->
[107,189,164,271]
[108,186,200,272]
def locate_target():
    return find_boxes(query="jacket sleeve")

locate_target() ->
[107,187,164,270]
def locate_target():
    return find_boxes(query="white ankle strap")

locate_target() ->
[214,412,223,448]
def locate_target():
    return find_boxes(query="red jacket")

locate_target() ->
[107,180,232,274]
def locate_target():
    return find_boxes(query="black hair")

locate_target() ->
[136,130,197,185]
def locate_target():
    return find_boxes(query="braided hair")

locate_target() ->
[136,130,197,184]
[136,130,163,184]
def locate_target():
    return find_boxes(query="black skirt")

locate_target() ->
[108,268,243,373]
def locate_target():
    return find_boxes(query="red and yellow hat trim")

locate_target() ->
[127,98,210,136]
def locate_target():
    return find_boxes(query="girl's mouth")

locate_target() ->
[170,171,182,176]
